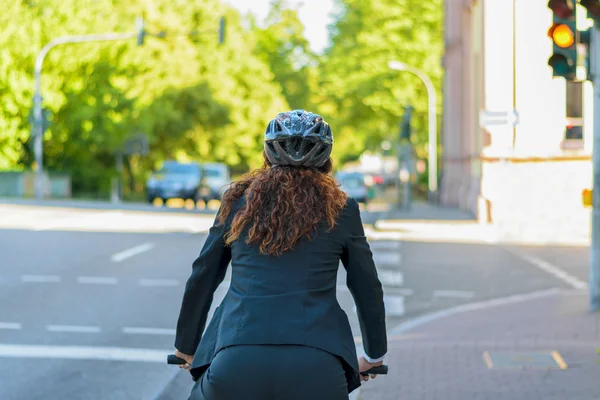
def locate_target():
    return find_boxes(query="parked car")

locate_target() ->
[202,162,231,201]
[146,161,211,204]
[337,172,369,204]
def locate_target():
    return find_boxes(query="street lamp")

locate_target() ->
[388,60,438,203]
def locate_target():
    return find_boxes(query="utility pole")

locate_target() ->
[590,25,600,312]
[32,26,143,200]
[397,105,413,210]
[388,61,438,203]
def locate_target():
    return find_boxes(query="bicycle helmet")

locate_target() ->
[264,110,333,167]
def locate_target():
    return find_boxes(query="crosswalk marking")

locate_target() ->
[383,295,406,316]
[433,290,475,299]
[378,269,404,286]
[373,252,402,265]
[369,241,402,251]
[353,294,405,317]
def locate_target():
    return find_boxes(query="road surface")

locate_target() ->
[0,201,586,399]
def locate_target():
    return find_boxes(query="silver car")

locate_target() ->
[338,172,369,204]
[202,162,231,201]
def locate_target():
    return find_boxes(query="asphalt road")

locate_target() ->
[0,201,588,400]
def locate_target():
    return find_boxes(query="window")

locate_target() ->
[565,81,583,141]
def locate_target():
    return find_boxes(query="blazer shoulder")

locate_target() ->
[338,197,362,232]
[342,197,360,216]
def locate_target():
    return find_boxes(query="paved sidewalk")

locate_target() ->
[377,201,476,222]
[359,290,600,400]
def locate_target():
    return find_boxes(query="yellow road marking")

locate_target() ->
[482,351,494,369]
[551,351,568,370]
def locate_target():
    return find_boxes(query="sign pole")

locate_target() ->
[589,24,600,312]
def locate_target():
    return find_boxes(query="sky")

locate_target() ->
[222,0,337,54]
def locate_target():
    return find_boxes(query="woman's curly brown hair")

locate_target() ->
[217,152,347,256]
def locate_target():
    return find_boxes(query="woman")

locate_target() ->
[174,110,387,400]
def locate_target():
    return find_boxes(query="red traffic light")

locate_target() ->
[548,0,575,19]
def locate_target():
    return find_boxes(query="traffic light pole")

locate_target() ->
[32,31,138,200]
[590,25,600,312]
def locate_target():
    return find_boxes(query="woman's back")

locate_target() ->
[173,110,387,400]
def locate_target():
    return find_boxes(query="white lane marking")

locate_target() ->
[506,248,588,290]
[123,327,176,335]
[0,322,22,330]
[433,290,475,299]
[373,252,402,265]
[0,344,169,363]
[21,275,61,283]
[138,279,180,287]
[77,276,118,285]
[111,242,155,263]
[378,269,404,286]
[46,325,101,333]
[390,288,565,335]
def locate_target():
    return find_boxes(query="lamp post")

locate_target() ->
[388,60,438,203]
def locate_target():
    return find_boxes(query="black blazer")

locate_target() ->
[174,197,387,393]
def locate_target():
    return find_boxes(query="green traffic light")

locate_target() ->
[548,54,575,78]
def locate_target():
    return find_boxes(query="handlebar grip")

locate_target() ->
[360,365,388,376]
[167,354,187,365]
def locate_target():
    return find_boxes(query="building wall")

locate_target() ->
[441,0,593,243]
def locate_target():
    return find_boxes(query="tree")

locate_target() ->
[0,0,288,196]
[319,0,444,165]
[253,0,316,110]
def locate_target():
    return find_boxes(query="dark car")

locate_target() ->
[146,161,212,204]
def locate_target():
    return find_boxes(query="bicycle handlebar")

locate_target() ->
[359,365,388,376]
[167,354,388,376]
[167,354,187,365]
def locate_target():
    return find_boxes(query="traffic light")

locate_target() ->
[547,0,577,80]
[28,106,51,135]
[399,105,413,141]
[581,0,600,20]
[219,16,226,45]
[136,16,146,46]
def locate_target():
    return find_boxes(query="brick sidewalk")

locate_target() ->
[359,290,600,400]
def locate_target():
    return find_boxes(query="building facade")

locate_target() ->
[441,0,594,244]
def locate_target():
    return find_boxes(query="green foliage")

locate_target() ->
[321,0,444,163]
[0,0,443,198]
[253,0,315,110]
